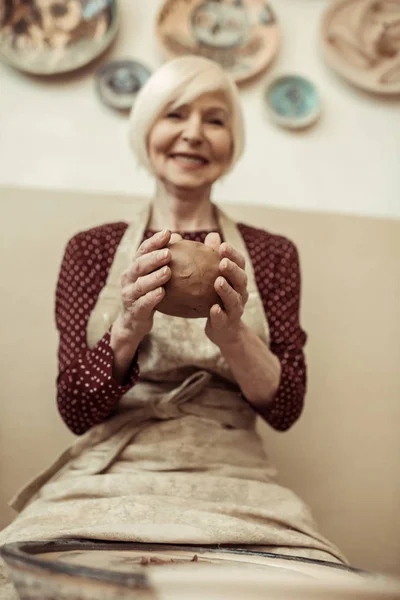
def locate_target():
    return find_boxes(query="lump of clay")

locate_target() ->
[157,240,221,318]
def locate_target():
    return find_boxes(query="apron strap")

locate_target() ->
[87,200,151,348]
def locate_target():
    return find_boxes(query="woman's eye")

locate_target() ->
[167,112,182,119]
[209,119,225,126]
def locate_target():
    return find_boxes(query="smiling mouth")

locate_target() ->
[170,153,210,166]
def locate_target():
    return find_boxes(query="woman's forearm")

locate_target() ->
[110,313,143,384]
[218,321,281,409]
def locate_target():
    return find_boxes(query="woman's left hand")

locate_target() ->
[204,232,249,348]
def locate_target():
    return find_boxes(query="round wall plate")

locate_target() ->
[320,0,400,95]
[0,0,119,75]
[156,0,281,84]
[265,75,321,129]
[95,59,152,110]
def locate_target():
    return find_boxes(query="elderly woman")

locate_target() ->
[0,56,346,574]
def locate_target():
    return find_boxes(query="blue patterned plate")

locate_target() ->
[264,75,321,129]
[95,59,152,110]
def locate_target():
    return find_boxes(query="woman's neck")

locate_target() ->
[148,182,219,231]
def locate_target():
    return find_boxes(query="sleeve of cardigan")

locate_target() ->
[253,239,307,431]
[55,228,139,435]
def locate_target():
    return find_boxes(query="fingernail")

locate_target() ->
[159,266,168,277]
[162,249,169,259]
[157,287,164,295]
[161,229,169,236]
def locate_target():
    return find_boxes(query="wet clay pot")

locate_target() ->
[157,240,221,318]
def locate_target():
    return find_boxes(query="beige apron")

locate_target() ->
[0,203,347,573]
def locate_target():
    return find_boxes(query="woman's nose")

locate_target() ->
[182,116,203,145]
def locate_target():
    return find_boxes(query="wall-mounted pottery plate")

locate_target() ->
[3,539,400,600]
[321,0,400,94]
[265,75,321,129]
[95,59,152,110]
[156,0,281,84]
[0,0,119,75]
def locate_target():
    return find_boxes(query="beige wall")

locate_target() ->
[0,186,399,576]
[1,1,398,221]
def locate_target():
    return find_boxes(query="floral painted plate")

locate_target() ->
[0,0,119,75]
[320,0,400,94]
[156,0,281,84]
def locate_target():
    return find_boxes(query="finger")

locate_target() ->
[136,229,171,258]
[204,232,221,251]
[209,303,228,329]
[128,286,166,321]
[220,258,248,302]
[219,242,245,270]
[122,266,171,305]
[215,276,243,320]
[170,233,183,244]
[122,248,171,286]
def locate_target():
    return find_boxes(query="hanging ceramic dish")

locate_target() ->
[320,0,400,94]
[264,75,321,130]
[156,0,281,84]
[0,0,119,75]
[95,59,152,110]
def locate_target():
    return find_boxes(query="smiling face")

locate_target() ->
[147,91,233,192]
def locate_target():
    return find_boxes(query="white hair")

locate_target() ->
[128,55,245,175]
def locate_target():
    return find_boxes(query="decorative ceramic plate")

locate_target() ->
[4,539,398,600]
[95,59,152,110]
[265,75,321,129]
[321,0,400,94]
[0,0,119,75]
[156,0,281,84]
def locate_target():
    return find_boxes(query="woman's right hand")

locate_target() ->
[110,229,183,383]
[118,229,174,342]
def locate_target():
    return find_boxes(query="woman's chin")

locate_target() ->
[164,173,215,191]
